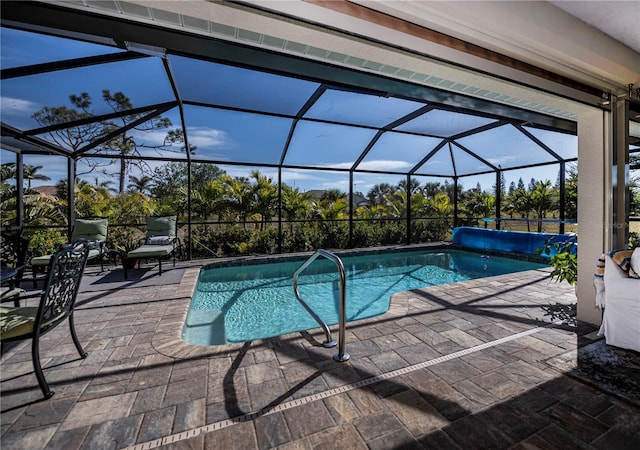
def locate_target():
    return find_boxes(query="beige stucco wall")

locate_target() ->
[576,108,610,325]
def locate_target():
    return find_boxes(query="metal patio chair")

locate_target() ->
[125,215,181,278]
[0,240,90,399]
[31,218,109,286]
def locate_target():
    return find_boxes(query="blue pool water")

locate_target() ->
[183,249,545,346]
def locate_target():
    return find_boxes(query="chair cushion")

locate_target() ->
[32,248,101,266]
[147,216,177,238]
[31,255,51,266]
[72,218,108,242]
[0,306,65,339]
[0,306,36,339]
[127,244,175,259]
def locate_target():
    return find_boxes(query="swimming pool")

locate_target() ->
[182,248,545,346]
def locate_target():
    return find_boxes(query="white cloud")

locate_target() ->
[129,128,168,146]
[315,162,353,170]
[127,126,228,150]
[0,96,39,115]
[356,159,412,171]
[186,127,228,148]
[486,155,519,165]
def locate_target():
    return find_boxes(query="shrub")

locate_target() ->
[250,227,278,254]
[219,225,251,256]
[26,228,67,257]
[380,221,405,245]
[281,226,308,253]
[352,222,382,247]
[109,226,144,254]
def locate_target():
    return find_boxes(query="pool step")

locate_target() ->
[183,309,226,345]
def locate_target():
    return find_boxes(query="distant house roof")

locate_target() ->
[353,193,368,206]
[305,190,325,200]
[32,185,58,197]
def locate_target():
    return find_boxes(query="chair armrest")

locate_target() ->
[165,237,184,260]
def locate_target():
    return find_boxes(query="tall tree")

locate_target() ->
[23,164,51,189]
[398,178,421,195]
[250,170,278,230]
[530,180,553,232]
[32,91,185,193]
[564,163,578,220]
[32,92,104,183]
[281,185,313,232]
[100,90,176,193]
[512,188,533,231]
[0,162,16,183]
[367,183,394,206]
[321,189,346,202]
[492,172,506,198]
[421,181,443,198]
[219,175,254,228]
[127,175,154,194]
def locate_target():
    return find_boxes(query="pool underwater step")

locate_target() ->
[183,309,227,345]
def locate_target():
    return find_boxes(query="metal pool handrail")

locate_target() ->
[292,249,350,362]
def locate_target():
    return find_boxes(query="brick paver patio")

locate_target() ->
[1,255,639,449]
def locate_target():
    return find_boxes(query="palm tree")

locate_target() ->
[281,185,312,232]
[355,203,388,220]
[421,181,443,198]
[1,162,16,182]
[465,191,495,227]
[1,191,66,227]
[321,189,346,202]
[250,170,278,230]
[127,175,154,194]
[314,197,349,220]
[512,188,533,231]
[220,175,254,228]
[367,183,394,206]
[427,192,453,217]
[23,164,51,189]
[564,163,578,221]
[398,178,421,195]
[194,179,225,221]
[530,180,553,232]
[74,180,113,218]
[388,189,427,219]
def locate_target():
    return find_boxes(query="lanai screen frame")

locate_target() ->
[0,1,578,258]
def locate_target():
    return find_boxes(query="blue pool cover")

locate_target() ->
[451,227,577,258]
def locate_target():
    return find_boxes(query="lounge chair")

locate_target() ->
[1,240,90,399]
[125,216,181,278]
[1,231,30,307]
[31,218,109,285]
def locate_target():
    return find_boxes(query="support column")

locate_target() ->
[612,99,629,249]
[576,108,611,326]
